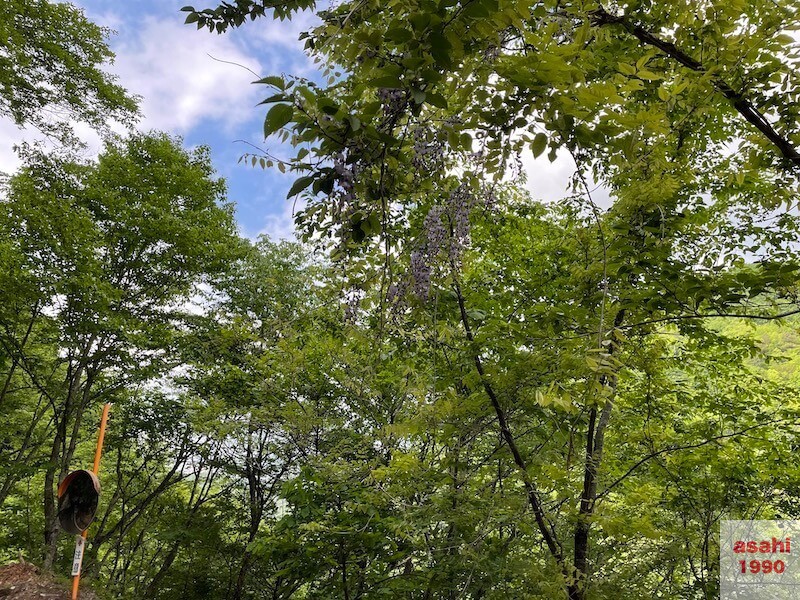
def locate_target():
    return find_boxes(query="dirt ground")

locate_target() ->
[0,561,96,600]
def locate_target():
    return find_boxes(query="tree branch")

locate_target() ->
[589,6,800,168]
[451,274,571,578]
[597,417,796,499]
[620,306,800,331]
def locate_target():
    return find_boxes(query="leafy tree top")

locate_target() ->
[184,0,800,323]
[1,0,138,144]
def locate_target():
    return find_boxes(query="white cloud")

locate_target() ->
[254,11,319,49]
[250,11,322,77]
[112,17,264,133]
[0,113,126,177]
[521,150,576,202]
[0,10,265,173]
[0,119,24,175]
[250,195,302,241]
[82,7,124,31]
[521,149,613,209]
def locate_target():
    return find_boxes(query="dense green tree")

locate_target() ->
[0,0,138,143]
[3,3,800,599]
[2,179,800,600]
[0,132,241,568]
[183,1,800,598]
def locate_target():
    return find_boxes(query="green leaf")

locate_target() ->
[386,28,413,43]
[317,97,339,115]
[466,309,486,321]
[532,133,547,158]
[351,223,366,243]
[371,76,404,88]
[427,92,448,109]
[264,104,294,137]
[257,93,287,106]
[429,31,452,66]
[637,70,662,81]
[287,176,314,198]
[361,212,381,235]
[254,75,285,89]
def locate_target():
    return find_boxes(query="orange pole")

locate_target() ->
[91,403,111,476]
[71,403,111,600]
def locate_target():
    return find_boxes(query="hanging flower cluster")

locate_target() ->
[406,183,480,300]
[411,126,445,173]
[377,88,406,120]
[330,151,366,246]
[333,152,357,205]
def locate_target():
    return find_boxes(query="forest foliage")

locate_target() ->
[0,0,137,144]
[2,1,800,600]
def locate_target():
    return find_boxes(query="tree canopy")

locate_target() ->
[177,1,800,598]
[0,0,138,143]
[3,2,800,600]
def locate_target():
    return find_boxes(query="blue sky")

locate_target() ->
[0,1,582,241]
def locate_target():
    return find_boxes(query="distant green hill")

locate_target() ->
[717,317,800,384]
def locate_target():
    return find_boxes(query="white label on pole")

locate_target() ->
[71,535,85,576]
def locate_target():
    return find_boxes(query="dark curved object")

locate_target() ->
[57,470,100,535]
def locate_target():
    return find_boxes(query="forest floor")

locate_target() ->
[0,562,96,600]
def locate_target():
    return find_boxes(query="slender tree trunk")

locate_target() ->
[234,431,261,600]
[0,302,40,411]
[570,309,625,600]
[42,411,67,569]
[142,445,223,597]
[143,540,182,597]
[0,355,21,411]
[451,277,570,581]
[42,351,90,568]
[234,552,254,600]
[0,395,49,507]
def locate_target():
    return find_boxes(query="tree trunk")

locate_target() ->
[234,551,254,600]
[0,394,48,507]
[452,277,572,583]
[42,353,90,568]
[143,540,182,597]
[0,302,40,411]
[233,431,260,600]
[571,309,625,599]
[42,411,67,569]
